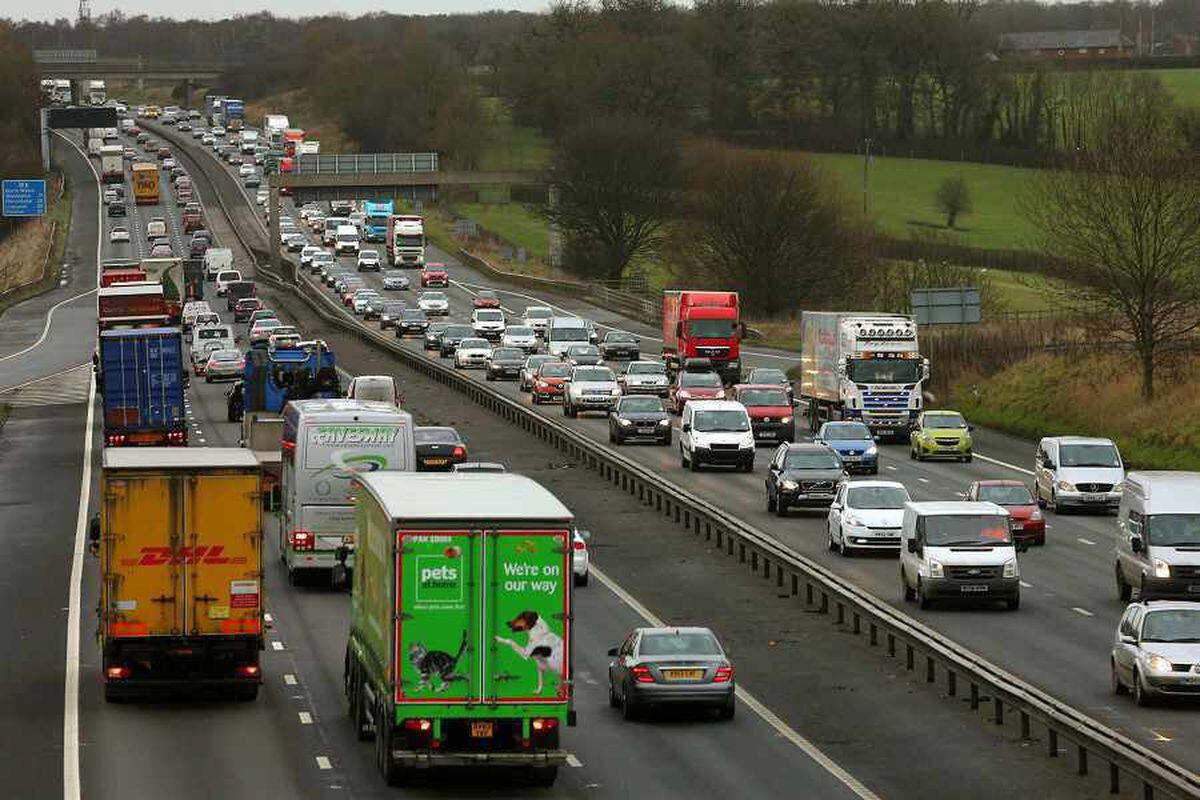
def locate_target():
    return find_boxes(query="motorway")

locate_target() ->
[158,121,1200,776]
[0,117,1126,799]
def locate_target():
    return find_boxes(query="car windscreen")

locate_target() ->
[506,327,533,337]
[359,251,378,259]
[681,372,722,388]
[606,332,636,343]
[402,310,427,320]
[847,486,909,509]
[978,485,1034,505]
[551,325,588,341]
[524,307,552,319]
[619,397,664,413]
[539,364,571,378]
[572,368,613,382]
[784,451,841,469]
[924,413,966,430]
[693,410,749,432]
[921,514,1012,546]
[1141,610,1200,643]
[210,350,241,362]
[822,423,872,441]
[1059,444,1121,468]
[491,348,524,360]
[443,325,472,338]
[846,358,922,384]
[460,339,490,350]
[639,632,722,656]
[628,363,666,375]
[1146,514,1200,547]
[422,293,447,302]
[476,310,503,321]
[740,389,789,406]
[414,428,460,445]
[569,346,599,356]
[750,369,786,383]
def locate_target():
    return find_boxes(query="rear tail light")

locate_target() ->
[106,665,130,680]
[404,719,432,732]
[452,446,466,458]
[235,664,260,678]
[105,433,128,446]
[167,430,186,445]
[290,530,314,551]
[713,666,734,683]
[531,718,558,732]
[573,539,587,551]
[631,665,655,683]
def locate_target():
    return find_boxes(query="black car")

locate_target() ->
[439,324,474,357]
[423,321,448,350]
[609,395,671,446]
[414,426,468,471]
[378,302,407,330]
[106,201,126,217]
[396,308,430,337]
[226,380,245,423]
[565,344,604,366]
[764,443,846,517]
[600,330,641,361]
[485,347,526,381]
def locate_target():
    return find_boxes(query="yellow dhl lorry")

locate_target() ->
[92,448,264,701]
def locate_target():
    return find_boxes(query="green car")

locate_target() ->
[909,410,973,462]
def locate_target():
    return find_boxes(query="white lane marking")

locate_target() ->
[566,754,583,768]
[1072,607,1094,617]
[284,673,298,685]
[1077,537,1096,546]
[271,640,285,651]
[576,670,599,686]
[917,477,929,483]
[1019,581,1032,588]
[64,127,104,800]
[972,452,1035,477]
[1150,729,1172,743]
[885,465,897,471]
[591,566,881,800]
[299,711,313,725]
[316,756,332,770]
[197,438,206,444]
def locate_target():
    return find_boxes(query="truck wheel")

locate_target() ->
[103,684,127,704]
[528,766,559,787]
[352,674,373,741]
[376,699,409,785]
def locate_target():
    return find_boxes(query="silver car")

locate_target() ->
[608,626,735,720]
[382,271,411,290]
[563,365,620,417]
[418,291,449,316]
[619,360,670,396]
[1112,600,1200,705]
[454,337,492,369]
[502,325,538,353]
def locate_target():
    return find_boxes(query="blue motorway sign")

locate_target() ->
[2,180,47,217]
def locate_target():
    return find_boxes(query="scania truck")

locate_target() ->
[363,200,394,243]
[661,290,743,384]
[798,312,928,440]
[344,472,574,787]
[386,214,426,267]
[93,448,264,701]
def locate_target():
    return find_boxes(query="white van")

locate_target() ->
[679,400,755,472]
[334,224,360,256]
[215,269,242,296]
[181,300,212,331]
[346,375,402,407]
[204,247,234,280]
[547,316,591,358]
[1115,472,1200,600]
[190,322,233,353]
[280,399,416,584]
[1035,436,1124,513]
[323,216,349,246]
[899,501,1024,610]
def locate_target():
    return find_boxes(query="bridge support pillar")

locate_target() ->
[268,180,288,283]
[180,79,191,111]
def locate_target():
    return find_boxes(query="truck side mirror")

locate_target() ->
[607,647,618,658]
[1131,536,1144,554]
[681,423,691,433]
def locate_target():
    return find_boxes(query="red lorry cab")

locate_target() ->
[662,290,743,384]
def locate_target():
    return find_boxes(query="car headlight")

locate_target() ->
[1030,509,1042,521]
[864,444,877,456]
[1152,558,1171,579]
[844,515,864,527]
[928,560,944,578]
[781,416,793,425]
[618,418,632,427]
[1145,653,1172,674]
[780,480,799,491]
[1112,485,1123,494]
[658,418,671,426]
[611,388,621,396]
[716,390,726,399]
[677,390,691,399]
[1002,558,1017,579]
[1056,480,1075,492]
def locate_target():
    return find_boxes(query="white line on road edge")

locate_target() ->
[272,640,285,651]
[315,756,332,770]
[63,126,103,800]
[1077,538,1096,546]
[284,673,298,686]
[591,565,881,800]
[1072,607,1095,618]
[566,754,583,768]
[0,289,98,363]
[972,452,1036,477]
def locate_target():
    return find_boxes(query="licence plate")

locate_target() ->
[470,722,494,738]
[1011,523,1024,531]
[842,455,859,461]
[664,669,704,681]
[424,458,448,466]
[960,584,989,593]
[1084,493,1105,503]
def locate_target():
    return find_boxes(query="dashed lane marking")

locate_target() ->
[299,712,313,725]
[566,754,583,768]
[271,641,285,651]
[315,756,332,770]
[284,674,298,686]
[1072,607,1095,617]
[1077,538,1096,546]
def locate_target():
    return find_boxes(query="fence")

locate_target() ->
[294,153,439,175]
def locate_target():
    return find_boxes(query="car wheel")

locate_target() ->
[680,446,688,469]
[1049,490,1058,513]
[909,446,916,460]
[609,680,619,708]
[827,524,840,552]
[1133,670,1152,707]
[902,570,916,602]
[689,452,700,472]
[1035,484,1047,509]
[621,684,639,721]
[1116,564,1133,601]
[775,501,787,518]
[917,579,932,610]
[965,454,973,463]
[718,696,735,721]
[767,489,776,512]
[1111,660,1128,696]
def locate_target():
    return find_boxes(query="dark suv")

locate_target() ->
[764,443,846,517]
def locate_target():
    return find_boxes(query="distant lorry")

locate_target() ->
[131,162,159,205]
[661,290,743,384]
[344,472,574,786]
[100,144,124,183]
[282,129,305,157]
[53,79,72,104]
[279,398,415,585]
[798,312,927,440]
[97,283,167,329]
[243,343,340,414]
[88,137,104,157]
[263,114,289,145]
[362,200,394,243]
[98,327,187,447]
[222,98,245,129]
[99,266,148,288]
[386,215,426,267]
[93,448,264,701]
[296,140,320,156]
[87,79,106,106]
[140,257,186,322]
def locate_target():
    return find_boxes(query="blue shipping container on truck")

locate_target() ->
[99,327,187,447]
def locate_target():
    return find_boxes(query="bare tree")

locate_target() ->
[543,115,678,281]
[934,176,972,229]
[1023,99,1200,400]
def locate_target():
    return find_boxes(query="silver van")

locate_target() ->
[1034,436,1124,513]
[1115,472,1200,600]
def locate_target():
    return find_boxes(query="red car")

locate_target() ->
[473,289,501,309]
[421,263,449,287]
[731,384,795,444]
[531,361,571,404]
[669,370,725,414]
[967,480,1046,545]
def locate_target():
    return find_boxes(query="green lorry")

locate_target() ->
[344,472,575,786]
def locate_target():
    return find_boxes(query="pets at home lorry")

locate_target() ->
[344,473,574,787]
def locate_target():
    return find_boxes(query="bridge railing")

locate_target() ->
[295,153,439,174]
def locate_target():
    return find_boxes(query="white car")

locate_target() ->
[190,339,224,373]
[827,481,911,555]
[255,189,269,206]
[211,126,226,137]
[573,529,590,587]
[454,338,492,369]
[308,214,326,233]
[215,269,243,296]
[357,249,381,271]
[522,306,554,336]
[310,251,335,275]
[501,325,538,353]
[353,292,383,315]
[238,163,256,177]
[418,291,449,316]
[300,245,323,267]
[619,360,670,396]
[181,300,212,330]
[162,158,177,170]
[145,217,166,239]
[109,226,131,243]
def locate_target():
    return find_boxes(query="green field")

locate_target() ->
[454,202,549,259]
[477,97,553,172]
[806,152,1040,252]
[1136,67,1200,109]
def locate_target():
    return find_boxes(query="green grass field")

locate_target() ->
[477,97,553,172]
[1135,67,1200,108]
[806,152,1040,252]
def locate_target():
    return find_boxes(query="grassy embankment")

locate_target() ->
[243,89,356,153]
[0,176,72,316]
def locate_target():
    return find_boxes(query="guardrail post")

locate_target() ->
[869,623,878,646]
[888,633,896,657]
[1109,764,1119,794]
[970,682,979,710]
[835,602,844,625]
[852,612,860,634]
[738,543,746,563]
[926,656,935,683]
[1077,746,1087,776]
[947,670,956,696]
[905,644,914,670]
[1047,728,1057,757]
[791,574,798,596]
[994,698,1003,725]
[1020,712,1030,740]
[819,592,829,614]
[1143,782,1153,800]
[806,583,814,605]
[750,550,758,571]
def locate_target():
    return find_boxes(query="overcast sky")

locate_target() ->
[10,0,548,22]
